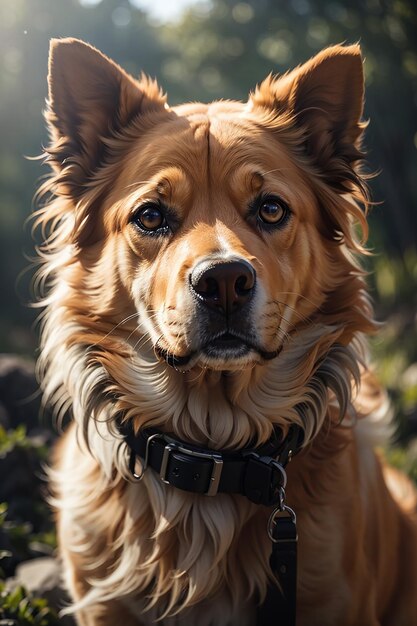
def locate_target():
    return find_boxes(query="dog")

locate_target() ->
[34,38,417,625]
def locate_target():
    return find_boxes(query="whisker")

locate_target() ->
[186,366,206,383]
[131,331,154,353]
[90,312,140,348]
[271,299,312,324]
[126,324,142,344]
[276,326,291,342]
[276,291,322,312]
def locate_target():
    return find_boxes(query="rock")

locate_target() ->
[14,557,75,625]
[0,354,43,433]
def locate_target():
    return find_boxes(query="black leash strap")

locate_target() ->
[256,496,298,626]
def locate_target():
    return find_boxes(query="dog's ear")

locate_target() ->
[248,44,365,179]
[47,38,166,189]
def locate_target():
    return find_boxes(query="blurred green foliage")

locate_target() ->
[0,582,59,625]
[368,250,417,439]
[387,442,417,484]
[0,427,56,578]
[0,425,49,457]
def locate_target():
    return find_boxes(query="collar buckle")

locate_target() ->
[160,439,224,496]
[243,453,288,506]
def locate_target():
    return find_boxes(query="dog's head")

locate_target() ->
[37,39,375,446]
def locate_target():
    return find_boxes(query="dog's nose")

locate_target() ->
[190,260,256,315]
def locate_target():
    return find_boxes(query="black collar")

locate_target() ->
[119,422,302,507]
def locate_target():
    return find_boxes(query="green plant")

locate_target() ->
[386,442,417,484]
[0,427,56,578]
[0,582,59,625]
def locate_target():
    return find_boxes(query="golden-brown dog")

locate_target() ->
[35,38,417,625]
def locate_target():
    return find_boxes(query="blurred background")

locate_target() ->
[0,0,416,619]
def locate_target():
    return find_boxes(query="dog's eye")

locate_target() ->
[258,197,290,226]
[133,204,166,233]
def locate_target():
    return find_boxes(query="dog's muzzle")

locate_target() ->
[156,257,280,369]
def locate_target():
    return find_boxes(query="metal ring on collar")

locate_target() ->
[267,504,297,543]
[129,432,164,480]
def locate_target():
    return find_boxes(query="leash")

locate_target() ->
[119,421,301,625]
[256,490,298,626]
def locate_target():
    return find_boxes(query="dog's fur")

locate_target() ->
[35,38,417,625]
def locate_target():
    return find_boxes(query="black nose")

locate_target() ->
[190,260,256,315]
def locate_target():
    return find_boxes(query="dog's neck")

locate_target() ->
[54,323,361,482]
[130,323,359,447]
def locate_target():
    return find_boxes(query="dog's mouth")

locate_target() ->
[155,331,281,371]
[206,332,247,351]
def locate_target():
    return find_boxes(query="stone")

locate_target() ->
[0,354,42,432]
[15,557,75,625]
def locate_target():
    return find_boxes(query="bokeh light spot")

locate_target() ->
[232,3,254,24]
[112,6,132,27]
